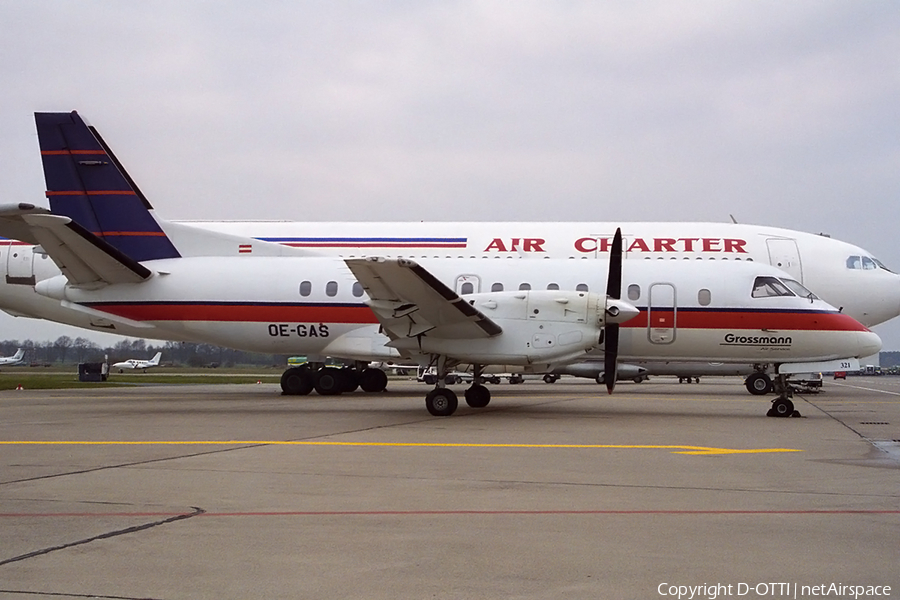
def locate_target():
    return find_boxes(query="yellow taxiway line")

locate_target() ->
[0,440,801,456]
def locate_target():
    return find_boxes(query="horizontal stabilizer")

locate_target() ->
[346,257,502,341]
[15,212,152,286]
[0,203,51,245]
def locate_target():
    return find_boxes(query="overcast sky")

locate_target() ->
[1,1,899,351]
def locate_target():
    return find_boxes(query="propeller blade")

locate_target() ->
[604,324,619,394]
[606,228,623,300]
[604,228,624,394]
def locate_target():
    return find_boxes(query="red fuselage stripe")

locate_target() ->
[82,304,867,331]
[624,310,869,332]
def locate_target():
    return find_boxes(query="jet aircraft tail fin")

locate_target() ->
[35,111,181,263]
[34,111,315,261]
[149,352,162,366]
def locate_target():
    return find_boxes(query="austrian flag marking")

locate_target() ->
[238,244,252,254]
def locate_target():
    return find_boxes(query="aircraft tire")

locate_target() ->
[543,374,558,384]
[360,368,388,393]
[281,367,313,396]
[770,397,795,417]
[745,373,773,396]
[425,388,458,416]
[341,368,360,392]
[314,367,345,396]
[464,384,491,408]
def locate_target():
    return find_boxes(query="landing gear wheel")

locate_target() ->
[342,368,360,392]
[359,368,388,392]
[633,376,645,383]
[543,374,558,384]
[745,372,773,396]
[314,367,345,396]
[768,397,795,418]
[426,388,459,416]
[596,374,607,385]
[281,367,313,396]
[464,384,491,408]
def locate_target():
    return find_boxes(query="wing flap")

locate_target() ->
[346,257,501,341]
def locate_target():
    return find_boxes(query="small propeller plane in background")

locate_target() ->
[111,351,162,373]
[0,347,25,366]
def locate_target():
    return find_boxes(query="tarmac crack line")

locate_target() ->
[0,589,168,600]
[0,506,204,568]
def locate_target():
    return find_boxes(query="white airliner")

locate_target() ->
[3,111,898,394]
[0,111,891,410]
[0,199,880,417]
[0,348,25,366]
[112,351,162,373]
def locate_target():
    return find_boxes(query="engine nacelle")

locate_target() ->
[390,289,638,365]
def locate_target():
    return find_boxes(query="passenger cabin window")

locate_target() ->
[627,284,640,301]
[491,282,504,292]
[751,276,794,298]
[352,282,365,297]
[299,281,312,297]
[326,281,338,297]
[576,283,589,292]
[782,279,818,300]
[698,289,711,306]
[547,283,560,290]
[519,283,531,291]
[460,282,474,295]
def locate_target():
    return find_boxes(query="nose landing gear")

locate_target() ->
[766,374,801,418]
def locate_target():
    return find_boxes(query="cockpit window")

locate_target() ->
[782,278,818,300]
[847,255,894,273]
[873,257,894,273]
[751,276,795,298]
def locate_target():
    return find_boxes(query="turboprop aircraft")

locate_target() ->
[112,351,162,373]
[0,348,25,366]
[0,194,881,417]
[2,111,896,397]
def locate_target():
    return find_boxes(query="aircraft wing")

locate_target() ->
[346,257,502,340]
[0,204,151,286]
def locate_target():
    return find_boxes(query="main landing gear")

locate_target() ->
[745,372,773,395]
[424,359,492,416]
[280,363,388,396]
[766,373,801,418]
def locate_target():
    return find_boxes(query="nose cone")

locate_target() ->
[606,298,640,324]
[856,329,883,358]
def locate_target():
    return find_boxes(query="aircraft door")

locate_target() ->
[456,274,480,295]
[647,283,676,344]
[5,242,35,285]
[766,238,803,282]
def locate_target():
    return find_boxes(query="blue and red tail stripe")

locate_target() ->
[1,237,31,246]
[258,237,468,249]
[35,111,180,262]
